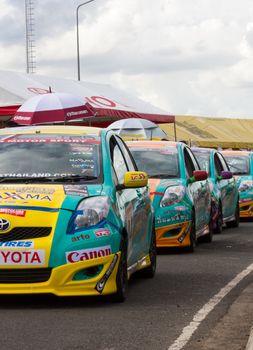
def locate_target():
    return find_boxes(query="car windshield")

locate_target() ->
[223,155,249,175]
[193,151,210,173]
[129,147,179,178]
[0,134,102,183]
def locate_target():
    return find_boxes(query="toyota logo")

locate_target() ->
[0,218,10,232]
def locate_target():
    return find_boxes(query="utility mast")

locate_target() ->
[25,0,36,73]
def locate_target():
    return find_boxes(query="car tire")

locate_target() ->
[203,209,214,243]
[226,201,240,228]
[137,224,156,278]
[186,215,196,253]
[112,236,128,302]
[214,203,223,234]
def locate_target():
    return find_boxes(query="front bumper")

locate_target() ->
[156,221,191,248]
[240,200,253,217]
[0,253,120,296]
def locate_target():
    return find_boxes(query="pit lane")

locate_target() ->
[0,222,253,350]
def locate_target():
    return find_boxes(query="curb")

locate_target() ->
[246,326,253,350]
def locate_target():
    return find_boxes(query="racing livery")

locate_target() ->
[222,150,253,218]
[192,148,239,232]
[0,126,155,301]
[127,141,212,251]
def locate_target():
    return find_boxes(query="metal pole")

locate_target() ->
[174,120,177,141]
[76,0,95,81]
[25,0,29,73]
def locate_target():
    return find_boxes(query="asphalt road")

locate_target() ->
[1,222,253,350]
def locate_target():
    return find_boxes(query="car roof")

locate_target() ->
[221,150,250,156]
[0,125,102,136]
[126,140,178,148]
[191,147,214,153]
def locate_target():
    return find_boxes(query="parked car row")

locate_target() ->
[127,141,240,253]
[0,125,246,302]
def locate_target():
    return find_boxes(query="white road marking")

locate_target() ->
[168,262,253,350]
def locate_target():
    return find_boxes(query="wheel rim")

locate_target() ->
[217,208,223,230]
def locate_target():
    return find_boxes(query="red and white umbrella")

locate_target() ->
[12,92,94,125]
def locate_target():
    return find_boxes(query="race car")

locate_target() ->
[192,147,239,232]
[0,125,156,301]
[127,141,212,251]
[222,150,253,218]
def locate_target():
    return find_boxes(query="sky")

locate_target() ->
[1,0,253,118]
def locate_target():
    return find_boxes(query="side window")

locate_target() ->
[109,136,128,184]
[187,147,200,170]
[184,148,195,177]
[217,153,229,171]
[115,136,137,172]
[214,153,223,176]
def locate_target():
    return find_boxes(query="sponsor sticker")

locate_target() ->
[66,245,112,263]
[0,249,45,265]
[130,173,146,181]
[0,241,34,248]
[0,187,55,194]
[64,185,89,197]
[71,234,90,242]
[174,206,187,211]
[94,229,111,238]
[0,192,52,202]
[95,254,118,293]
[0,208,26,217]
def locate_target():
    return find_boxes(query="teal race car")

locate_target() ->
[222,150,253,218]
[127,141,212,252]
[0,125,155,302]
[192,148,239,233]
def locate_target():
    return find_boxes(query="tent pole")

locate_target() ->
[173,120,177,141]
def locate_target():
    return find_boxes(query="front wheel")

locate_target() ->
[112,237,128,302]
[186,216,196,253]
[226,201,240,228]
[214,203,223,234]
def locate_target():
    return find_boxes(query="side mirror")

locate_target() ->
[218,170,233,181]
[116,171,148,191]
[189,170,208,183]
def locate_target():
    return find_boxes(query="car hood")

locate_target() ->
[149,178,183,202]
[234,175,253,200]
[0,184,103,210]
[234,175,253,186]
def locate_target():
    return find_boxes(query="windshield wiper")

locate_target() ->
[233,172,248,175]
[52,175,97,182]
[149,174,177,179]
[0,176,54,183]
[0,175,97,183]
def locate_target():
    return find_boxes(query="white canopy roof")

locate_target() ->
[0,70,174,124]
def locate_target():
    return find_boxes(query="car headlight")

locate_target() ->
[74,196,110,229]
[160,186,185,207]
[239,181,253,192]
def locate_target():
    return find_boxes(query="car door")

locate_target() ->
[216,152,237,219]
[109,135,151,267]
[183,147,209,234]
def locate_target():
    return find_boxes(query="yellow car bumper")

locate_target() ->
[240,201,253,217]
[156,221,191,248]
[0,253,120,296]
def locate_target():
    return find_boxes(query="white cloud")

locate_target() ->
[2,0,253,117]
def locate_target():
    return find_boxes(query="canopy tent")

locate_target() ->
[0,70,174,128]
[107,118,169,140]
[160,115,253,149]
